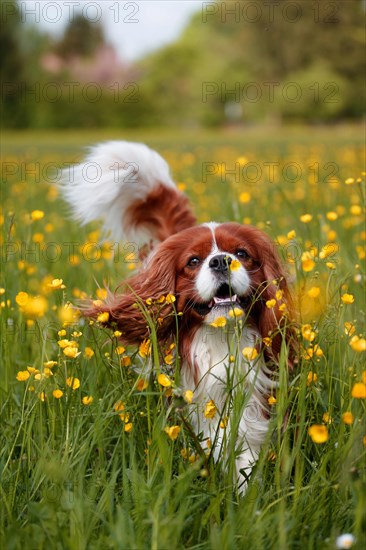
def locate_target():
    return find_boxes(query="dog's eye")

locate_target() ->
[187,256,201,267]
[236,249,249,259]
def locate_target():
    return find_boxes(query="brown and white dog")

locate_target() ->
[61,141,294,491]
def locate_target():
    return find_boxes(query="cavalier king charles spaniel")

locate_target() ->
[61,141,294,492]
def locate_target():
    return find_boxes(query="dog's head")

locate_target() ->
[91,222,293,359]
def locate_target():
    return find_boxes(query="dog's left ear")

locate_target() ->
[256,239,295,363]
[83,243,178,345]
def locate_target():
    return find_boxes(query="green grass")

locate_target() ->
[1,126,365,549]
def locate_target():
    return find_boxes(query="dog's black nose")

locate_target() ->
[209,254,231,272]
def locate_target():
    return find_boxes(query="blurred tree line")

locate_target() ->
[1,0,365,128]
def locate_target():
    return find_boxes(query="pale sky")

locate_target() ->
[20,1,203,61]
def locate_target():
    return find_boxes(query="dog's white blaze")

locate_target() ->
[195,226,251,301]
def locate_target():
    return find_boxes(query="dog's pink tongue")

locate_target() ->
[213,294,237,304]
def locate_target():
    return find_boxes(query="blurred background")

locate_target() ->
[2,0,365,130]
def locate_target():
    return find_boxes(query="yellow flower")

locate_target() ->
[349,336,366,352]
[124,422,133,433]
[84,347,94,358]
[210,316,227,328]
[31,210,44,221]
[308,424,329,444]
[204,400,217,419]
[115,346,125,355]
[326,262,336,270]
[66,377,80,390]
[58,329,67,337]
[287,230,296,239]
[39,392,46,402]
[15,291,29,306]
[228,307,243,318]
[114,330,122,337]
[164,354,174,365]
[165,293,176,303]
[164,425,180,440]
[136,378,148,391]
[351,382,366,399]
[53,389,63,399]
[268,396,277,405]
[350,205,362,216]
[341,293,354,304]
[326,211,338,221]
[265,299,276,309]
[82,396,93,405]
[307,371,318,385]
[262,337,272,347]
[301,251,315,272]
[114,401,125,412]
[97,311,109,324]
[158,373,172,387]
[322,412,332,424]
[121,356,131,367]
[300,214,312,223]
[342,412,354,425]
[57,339,77,349]
[16,370,30,381]
[145,298,153,305]
[345,177,355,185]
[48,278,65,290]
[58,304,78,325]
[230,259,241,271]
[301,324,316,342]
[220,416,229,428]
[307,286,321,298]
[184,390,194,404]
[139,339,151,358]
[96,288,107,300]
[242,347,258,361]
[63,346,80,359]
[239,192,251,203]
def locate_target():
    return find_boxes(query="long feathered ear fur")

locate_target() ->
[82,243,178,345]
[254,238,296,366]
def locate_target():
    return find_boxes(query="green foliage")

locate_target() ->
[54,14,105,60]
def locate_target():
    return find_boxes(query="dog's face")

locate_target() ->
[147,222,289,333]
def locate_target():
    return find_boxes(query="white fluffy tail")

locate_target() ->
[60,141,185,244]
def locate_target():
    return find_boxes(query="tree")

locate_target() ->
[55,14,105,59]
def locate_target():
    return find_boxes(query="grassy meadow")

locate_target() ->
[1,125,365,549]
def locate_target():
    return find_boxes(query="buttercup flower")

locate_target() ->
[66,377,80,390]
[184,390,194,404]
[229,307,243,318]
[82,396,93,405]
[229,259,241,271]
[307,371,318,385]
[84,347,94,358]
[16,370,30,381]
[48,278,65,290]
[210,316,227,327]
[307,286,321,298]
[265,299,276,309]
[349,336,366,352]
[341,293,354,304]
[139,339,151,358]
[164,425,180,440]
[300,214,312,223]
[97,312,109,324]
[158,373,172,387]
[308,424,329,443]
[242,347,258,361]
[31,210,44,221]
[351,382,366,399]
[342,412,354,425]
[53,389,63,399]
[301,324,316,342]
[204,400,217,419]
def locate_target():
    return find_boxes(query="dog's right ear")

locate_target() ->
[82,243,178,345]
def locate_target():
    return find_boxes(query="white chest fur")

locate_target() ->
[181,324,275,489]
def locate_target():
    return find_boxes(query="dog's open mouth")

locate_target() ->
[192,284,247,316]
